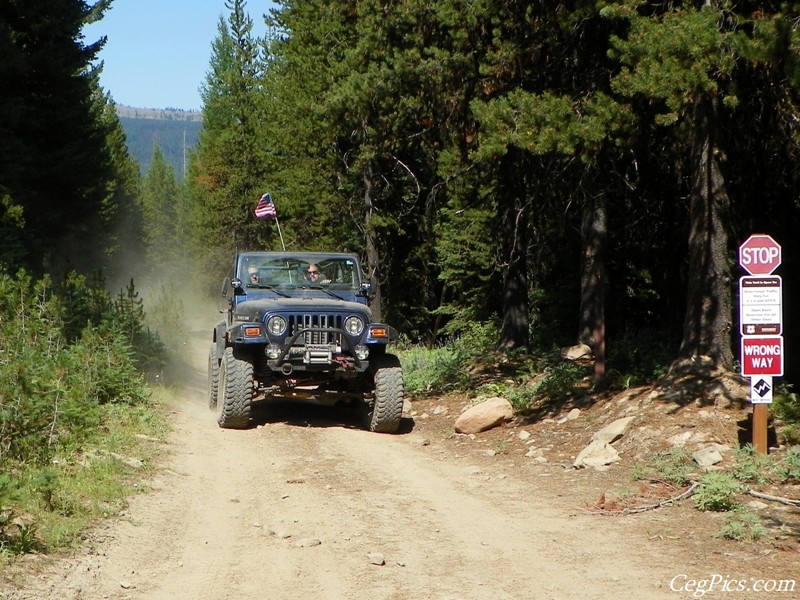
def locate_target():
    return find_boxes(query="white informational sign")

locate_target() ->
[750,376,773,404]
[739,276,782,335]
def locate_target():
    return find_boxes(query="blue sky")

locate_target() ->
[83,0,271,111]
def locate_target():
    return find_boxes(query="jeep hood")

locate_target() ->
[234,297,373,323]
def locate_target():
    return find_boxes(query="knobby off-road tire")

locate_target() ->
[216,347,254,429]
[364,353,404,434]
[208,344,220,410]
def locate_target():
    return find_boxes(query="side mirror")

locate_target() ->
[359,282,374,301]
[231,277,245,296]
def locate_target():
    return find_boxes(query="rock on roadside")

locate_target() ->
[573,417,635,469]
[454,397,514,435]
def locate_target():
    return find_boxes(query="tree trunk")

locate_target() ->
[578,193,607,389]
[498,150,529,351]
[363,164,383,322]
[678,97,733,369]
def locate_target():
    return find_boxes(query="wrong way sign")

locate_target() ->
[740,336,784,377]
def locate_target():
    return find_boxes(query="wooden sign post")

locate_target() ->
[739,234,782,454]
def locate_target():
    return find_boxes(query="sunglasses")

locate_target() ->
[307,270,319,274]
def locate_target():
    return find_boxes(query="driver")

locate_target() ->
[304,264,330,284]
[247,266,259,284]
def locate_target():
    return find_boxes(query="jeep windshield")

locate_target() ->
[238,252,363,292]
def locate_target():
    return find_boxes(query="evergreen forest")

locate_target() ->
[187,0,800,386]
[4,0,800,388]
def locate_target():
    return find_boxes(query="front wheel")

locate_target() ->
[216,347,254,429]
[363,353,404,434]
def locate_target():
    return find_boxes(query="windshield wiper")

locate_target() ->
[247,284,289,297]
[299,285,344,300]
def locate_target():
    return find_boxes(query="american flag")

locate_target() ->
[254,193,277,219]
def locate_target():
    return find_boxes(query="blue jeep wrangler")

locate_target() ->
[208,252,404,432]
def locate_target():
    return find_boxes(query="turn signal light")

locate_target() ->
[243,326,262,338]
[369,326,388,338]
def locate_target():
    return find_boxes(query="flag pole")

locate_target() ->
[274,216,286,251]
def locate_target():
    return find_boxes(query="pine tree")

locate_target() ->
[140,147,181,277]
[188,1,269,287]
[0,0,116,273]
[263,0,445,323]
[94,88,144,282]
[603,1,786,370]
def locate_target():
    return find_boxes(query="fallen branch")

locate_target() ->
[582,482,699,516]
[746,489,800,507]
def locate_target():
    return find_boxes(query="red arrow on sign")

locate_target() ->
[739,234,781,276]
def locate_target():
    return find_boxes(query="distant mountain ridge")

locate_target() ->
[116,105,204,179]
[115,104,203,122]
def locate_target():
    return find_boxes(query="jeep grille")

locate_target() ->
[289,314,344,345]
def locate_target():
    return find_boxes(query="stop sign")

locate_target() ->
[739,234,781,276]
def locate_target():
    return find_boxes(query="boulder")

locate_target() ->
[592,416,635,444]
[573,416,634,470]
[561,343,592,361]
[454,397,513,434]
[573,440,621,469]
[692,445,727,469]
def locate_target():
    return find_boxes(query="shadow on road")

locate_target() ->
[249,399,415,434]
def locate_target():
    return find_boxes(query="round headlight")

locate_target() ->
[267,315,287,336]
[344,315,364,336]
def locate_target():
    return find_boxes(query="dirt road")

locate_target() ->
[0,336,749,600]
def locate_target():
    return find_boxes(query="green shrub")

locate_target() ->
[716,508,767,541]
[777,446,800,483]
[400,345,462,394]
[111,279,167,375]
[533,362,586,403]
[0,473,42,556]
[778,424,800,446]
[773,389,800,423]
[773,390,800,445]
[693,472,741,512]
[0,270,151,466]
[632,448,695,487]
[451,320,500,361]
[399,321,499,395]
[0,270,167,557]
[731,444,774,484]
[30,468,60,512]
[57,271,112,343]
